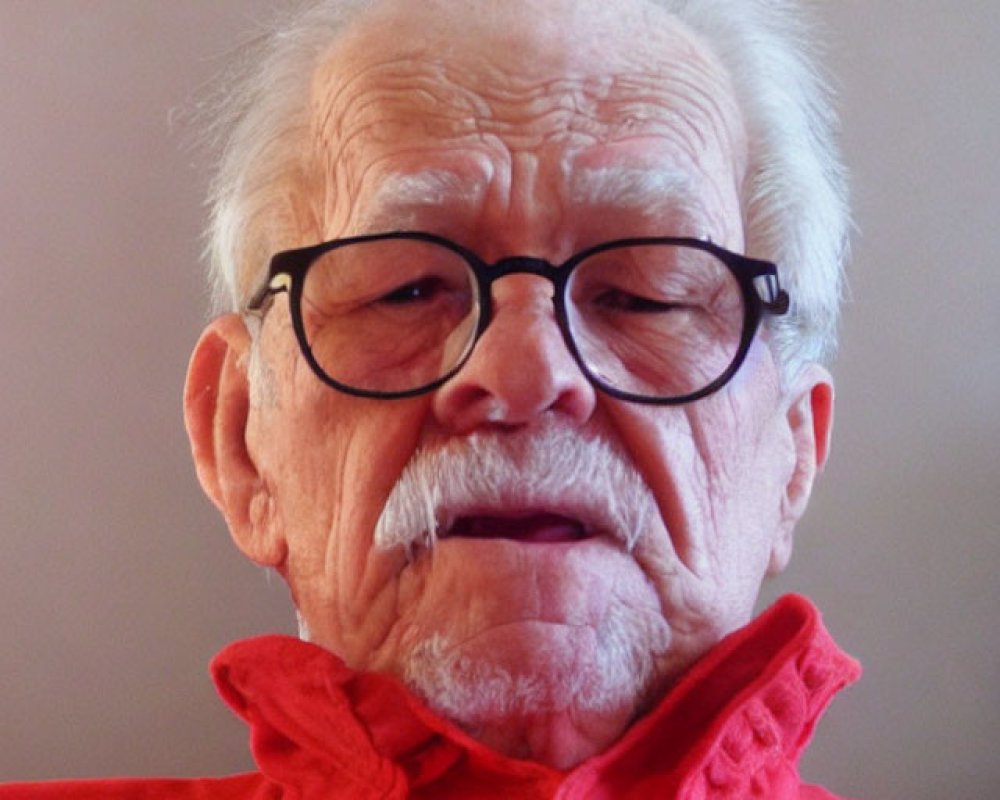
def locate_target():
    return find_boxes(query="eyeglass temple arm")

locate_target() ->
[766,288,790,315]
[754,269,789,316]
[246,273,292,313]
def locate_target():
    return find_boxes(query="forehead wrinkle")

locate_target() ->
[312,56,498,227]
[309,14,746,239]
[597,65,744,172]
[315,49,735,165]
[315,56,491,164]
[442,66,737,155]
[663,66,745,175]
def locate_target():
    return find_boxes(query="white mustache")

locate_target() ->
[373,425,658,555]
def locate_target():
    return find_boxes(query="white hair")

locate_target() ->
[648,0,850,372]
[202,0,848,375]
[201,0,374,312]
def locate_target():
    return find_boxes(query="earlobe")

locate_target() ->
[183,314,286,568]
[769,364,834,575]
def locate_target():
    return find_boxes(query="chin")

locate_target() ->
[398,609,672,765]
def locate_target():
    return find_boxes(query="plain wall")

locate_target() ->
[1,3,997,798]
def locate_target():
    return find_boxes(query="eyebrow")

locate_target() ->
[568,166,705,222]
[354,169,485,232]
[352,165,710,238]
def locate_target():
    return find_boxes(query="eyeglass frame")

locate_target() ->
[245,231,790,405]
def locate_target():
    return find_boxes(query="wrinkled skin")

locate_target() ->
[185,0,832,770]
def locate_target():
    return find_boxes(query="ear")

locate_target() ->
[768,363,834,575]
[183,314,286,567]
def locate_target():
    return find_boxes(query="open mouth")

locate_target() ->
[444,511,592,544]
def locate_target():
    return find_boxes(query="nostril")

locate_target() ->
[431,381,507,434]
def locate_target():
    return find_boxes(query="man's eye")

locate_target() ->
[378,276,446,304]
[594,289,679,313]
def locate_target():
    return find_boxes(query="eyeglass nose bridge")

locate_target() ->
[482,254,566,282]
[473,250,577,311]
[465,252,585,380]
[473,253,574,326]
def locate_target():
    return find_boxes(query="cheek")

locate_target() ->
[603,345,789,566]
[250,330,432,655]
[254,317,428,548]
[688,344,788,498]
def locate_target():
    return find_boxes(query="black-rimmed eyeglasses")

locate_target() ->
[246,231,789,405]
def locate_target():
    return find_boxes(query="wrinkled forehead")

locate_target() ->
[305,0,747,236]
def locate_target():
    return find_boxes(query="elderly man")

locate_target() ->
[5,0,860,797]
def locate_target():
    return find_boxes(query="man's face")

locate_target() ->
[192,0,828,768]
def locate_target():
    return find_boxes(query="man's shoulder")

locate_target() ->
[0,773,279,800]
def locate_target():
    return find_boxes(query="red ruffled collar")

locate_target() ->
[212,594,860,799]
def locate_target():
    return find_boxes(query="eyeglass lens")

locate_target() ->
[566,243,743,399]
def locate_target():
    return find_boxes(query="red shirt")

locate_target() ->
[2,594,861,799]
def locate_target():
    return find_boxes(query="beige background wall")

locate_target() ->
[1,3,997,797]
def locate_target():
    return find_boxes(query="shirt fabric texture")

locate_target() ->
[2,594,861,799]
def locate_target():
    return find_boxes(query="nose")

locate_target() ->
[431,274,597,433]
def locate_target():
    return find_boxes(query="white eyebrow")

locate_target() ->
[568,166,704,222]
[355,169,485,232]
